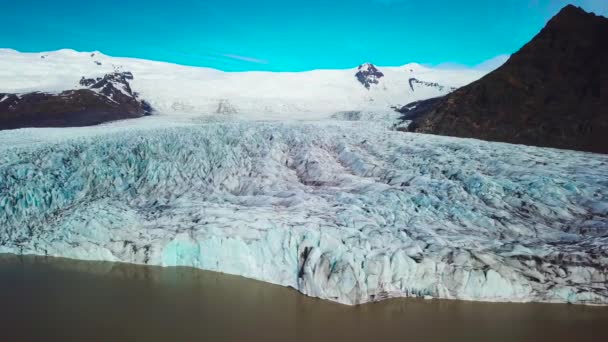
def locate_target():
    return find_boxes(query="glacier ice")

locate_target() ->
[0,49,488,119]
[1,120,607,305]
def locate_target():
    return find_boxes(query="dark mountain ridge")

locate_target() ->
[0,71,152,130]
[399,5,608,153]
[355,63,384,89]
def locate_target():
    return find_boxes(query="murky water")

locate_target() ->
[0,255,606,342]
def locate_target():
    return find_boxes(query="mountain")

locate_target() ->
[355,63,385,89]
[399,5,608,153]
[0,47,606,307]
[0,71,151,129]
[0,49,486,124]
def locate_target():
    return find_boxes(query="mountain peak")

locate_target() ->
[401,4,608,153]
[357,63,376,72]
[355,63,384,90]
[553,3,608,19]
[1,71,152,129]
[545,4,604,31]
[558,4,586,14]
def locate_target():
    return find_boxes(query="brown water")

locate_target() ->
[1,255,607,342]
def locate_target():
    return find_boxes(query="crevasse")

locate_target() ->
[1,121,607,305]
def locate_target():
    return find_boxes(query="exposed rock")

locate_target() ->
[215,99,238,114]
[78,77,101,87]
[355,63,384,89]
[408,78,456,92]
[0,71,152,130]
[395,97,444,130]
[401,5,608,153]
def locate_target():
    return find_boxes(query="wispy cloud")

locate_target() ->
[220,53,268,64]
[154,48,269,67]
[474,54,510,71]
[429,54,510,72]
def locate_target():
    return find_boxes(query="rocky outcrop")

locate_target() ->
[408,78,456,93]
[355,63,384,89]
[0,71,152,130]
[400,5,608,154]
[215,99,238,114]
[395,97,444,130]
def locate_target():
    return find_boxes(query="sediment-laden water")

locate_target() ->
[0,255,606,342]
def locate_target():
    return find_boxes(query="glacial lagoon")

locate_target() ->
[1,255,606,342]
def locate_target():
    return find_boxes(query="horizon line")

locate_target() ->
[0,47,510,73]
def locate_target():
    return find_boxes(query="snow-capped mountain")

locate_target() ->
[0,49,486,122]
[355,63,385,89]
[0,71,151,129]
[0,47,606,307]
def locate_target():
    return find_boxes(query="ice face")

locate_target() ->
[1,121,607,305]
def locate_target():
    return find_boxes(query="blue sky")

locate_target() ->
[1,0,606,71]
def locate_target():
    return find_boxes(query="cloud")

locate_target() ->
[155,48,269,67]
[428,54,510,72]
[474,54,510,71]
[219,53,268,64]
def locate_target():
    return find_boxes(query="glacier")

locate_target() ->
[0,48,606,305]
[1,119,607,305]
[0,49,487,119]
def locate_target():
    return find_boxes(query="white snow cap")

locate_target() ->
[0,49,488,119]
[357,62,377,71]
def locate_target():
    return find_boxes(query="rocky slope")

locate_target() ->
[0,71,152,129]
[355,63,385,89]
[400,5,608,153]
